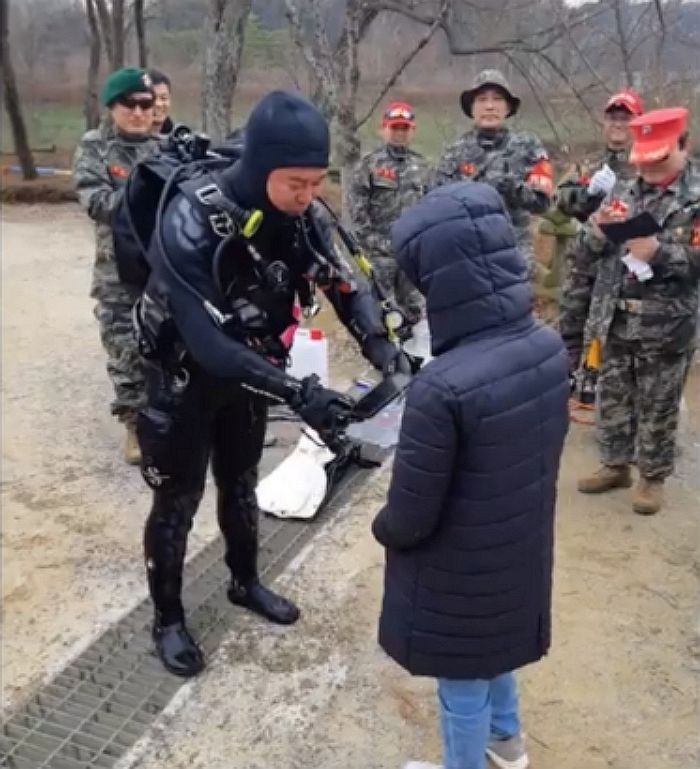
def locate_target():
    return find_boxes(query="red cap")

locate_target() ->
[309,328,324,341]
[628,107,689,164]
[382,101,416,128]
[605,89,644,117]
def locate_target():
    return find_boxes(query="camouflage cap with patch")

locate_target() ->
[100,67,153,107]
[460,69,521,118]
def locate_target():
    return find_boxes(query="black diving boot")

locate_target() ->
[152,616,205,678]
[227,578,300,625]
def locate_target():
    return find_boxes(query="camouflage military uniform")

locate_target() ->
[73,122,158,422]
[559,147,637,366]
[434,128,553,276]
[565,160,700,479]
[348,143,428,324]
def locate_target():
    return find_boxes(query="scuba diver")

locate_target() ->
[134,90,410,677]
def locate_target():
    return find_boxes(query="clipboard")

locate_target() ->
[598,211,662,244]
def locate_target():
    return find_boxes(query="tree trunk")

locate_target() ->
[201,0,253,142]
[112,0,126,69]
[612,0,634,87]
[336,105,360,221]
[1,0,37,180]
[94,0,114,69]
[134,0,147,67]
[84,0,102,129]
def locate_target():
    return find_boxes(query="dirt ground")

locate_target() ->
[1,205,699,768]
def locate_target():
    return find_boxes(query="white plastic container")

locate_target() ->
[287,328,329,386]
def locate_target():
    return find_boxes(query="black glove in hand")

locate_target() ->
[292,375,355,445]
[494,175,520,204]
[363,337,411,378]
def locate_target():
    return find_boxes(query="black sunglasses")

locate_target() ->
[117,95,155,111]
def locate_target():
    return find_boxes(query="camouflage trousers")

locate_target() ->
[93,288,145,423]
[597,342,688,480]
[372,255,424,326]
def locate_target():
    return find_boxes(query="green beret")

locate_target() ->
[101,67,153,107]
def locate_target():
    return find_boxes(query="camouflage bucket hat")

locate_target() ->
[460,69,521,118]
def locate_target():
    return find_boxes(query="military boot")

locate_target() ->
[124,422,141,466]
[632,478,664,515]
[577,464,633,494]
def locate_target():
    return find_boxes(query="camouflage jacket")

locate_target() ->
[348,143,429,259]
[560,160,700,363]
[72,122,157,299]
[434,127,553,255]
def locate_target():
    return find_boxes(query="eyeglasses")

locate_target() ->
[385,106,415,121]
[117,95,155,111]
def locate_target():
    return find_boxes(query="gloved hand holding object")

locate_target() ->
[494,174,521,204]
[587,164,617,198]
[290,374,356,448]
[362,336,412,377]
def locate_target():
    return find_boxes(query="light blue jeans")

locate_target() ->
[438,672,521,769]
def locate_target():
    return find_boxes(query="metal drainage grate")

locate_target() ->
[1,432,382,769]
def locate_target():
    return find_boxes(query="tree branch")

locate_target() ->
[94,0,114,67]
[504,51,563,146]
[534,49,598,126]
[284,0,338,113]
[357,0,447,128]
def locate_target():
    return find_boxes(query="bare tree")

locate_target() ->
[285,0,447,208]
[111,0,125,67]
[94,0,114,65]
[1,0,37,180]
[91,0,126,70]
[134,0,147,67]
[612,0,634,85]
[201,0,253,142]
[84,0,102,129]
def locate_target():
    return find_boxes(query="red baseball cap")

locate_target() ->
[629,107,689,164]
[382,101,416,128]
[604,89,644,117]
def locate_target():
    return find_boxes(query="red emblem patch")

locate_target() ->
[108,164,129,179]
[375,166,397,181]
[690,217,700,247]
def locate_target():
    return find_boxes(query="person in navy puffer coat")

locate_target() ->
[372,181,569,769]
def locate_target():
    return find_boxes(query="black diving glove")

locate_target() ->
[363,336,412,377]
[494,175,522,206]
[289,375,355,444]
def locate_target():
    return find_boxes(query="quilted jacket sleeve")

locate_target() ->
[372,375,457,550]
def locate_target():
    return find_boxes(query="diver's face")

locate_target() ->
[266,167,328,215]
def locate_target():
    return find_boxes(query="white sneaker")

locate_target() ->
[402,763,443,769]
[486,732,529,769]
